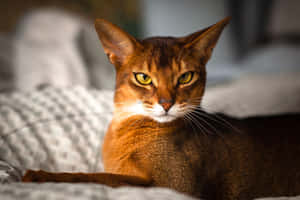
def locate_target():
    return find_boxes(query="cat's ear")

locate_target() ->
[180,17,230,62]
[95,19,141,67]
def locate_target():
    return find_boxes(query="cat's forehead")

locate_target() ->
[131,37,200,73]
[131,37,186,72]
[141,37,181,65]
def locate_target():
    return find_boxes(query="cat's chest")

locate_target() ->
[105,121,202,183]
[109,122,201,165]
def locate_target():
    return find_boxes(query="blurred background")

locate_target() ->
[0,0,299,92]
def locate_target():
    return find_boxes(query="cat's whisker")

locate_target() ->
[182,104,240,136]
[183,114,199,136]
[189,111,217,135]
[185,112,209,137]
[190,111,226,139]
[186,105,225,119]
[179,105,234,134]
[190,106,241,133]
[189,112,213,136]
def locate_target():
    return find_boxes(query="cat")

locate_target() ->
[22,17,300,200]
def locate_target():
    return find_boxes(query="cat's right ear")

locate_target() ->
[179,17,230,63]
[95,19,141,67]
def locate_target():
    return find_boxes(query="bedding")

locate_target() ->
[0,183,195,200]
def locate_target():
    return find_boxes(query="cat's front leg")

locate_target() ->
[22,170,151,187]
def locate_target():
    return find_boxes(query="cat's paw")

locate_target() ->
[22,170,48,182]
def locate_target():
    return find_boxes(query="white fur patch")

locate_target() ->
[124,101,186,123]
[150,104,175,123]
[125,101,148,116]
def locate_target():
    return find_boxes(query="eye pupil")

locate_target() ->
[179,72,193,84]
[142,74,148,80]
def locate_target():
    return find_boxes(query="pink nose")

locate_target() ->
[161,103,172,112]
[159,99,173,112]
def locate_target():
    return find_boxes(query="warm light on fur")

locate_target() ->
[22,17,300,200]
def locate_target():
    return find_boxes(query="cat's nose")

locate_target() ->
[159,99,173,112]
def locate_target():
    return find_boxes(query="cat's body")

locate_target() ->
[22,17,300,200]
[104,113,300,199]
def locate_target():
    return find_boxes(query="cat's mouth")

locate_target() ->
[147,103,183,123]
[122,101,181,123]
[152,113,177,123]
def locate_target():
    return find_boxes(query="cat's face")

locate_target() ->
[95,18,229,123]
[112,38,206,123]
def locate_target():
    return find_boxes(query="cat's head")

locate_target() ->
[95,18,229,123]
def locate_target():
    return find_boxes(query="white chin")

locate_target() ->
[152,115,176,123]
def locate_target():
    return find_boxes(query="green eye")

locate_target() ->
[178,72,194,84]
[135,73,152,85]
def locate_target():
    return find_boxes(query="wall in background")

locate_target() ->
[140,0,237,66]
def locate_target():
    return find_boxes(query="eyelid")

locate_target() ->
[179,71,193,77]
[133,72,152,85]
[133,72,150,76]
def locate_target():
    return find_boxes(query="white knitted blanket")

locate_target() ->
[0,87,113,175]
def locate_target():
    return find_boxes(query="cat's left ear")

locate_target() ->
[180,17,230,62]
[95,19,141,68]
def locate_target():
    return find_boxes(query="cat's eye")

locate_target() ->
[134,73,152,85]
[178,72,194,85]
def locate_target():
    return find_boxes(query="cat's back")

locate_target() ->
[103,113,300,199]
[219,113,300,199]
[241,113,300,151]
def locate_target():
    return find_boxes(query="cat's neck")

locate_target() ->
[110,114,185,137]
[110,108,237,137]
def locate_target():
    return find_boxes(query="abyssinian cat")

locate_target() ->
[22,17,300,200]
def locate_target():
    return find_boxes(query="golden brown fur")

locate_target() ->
[23,17,300,200]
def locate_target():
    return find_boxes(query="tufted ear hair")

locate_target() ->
[179,17,230,62]
[95,19,141,68]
